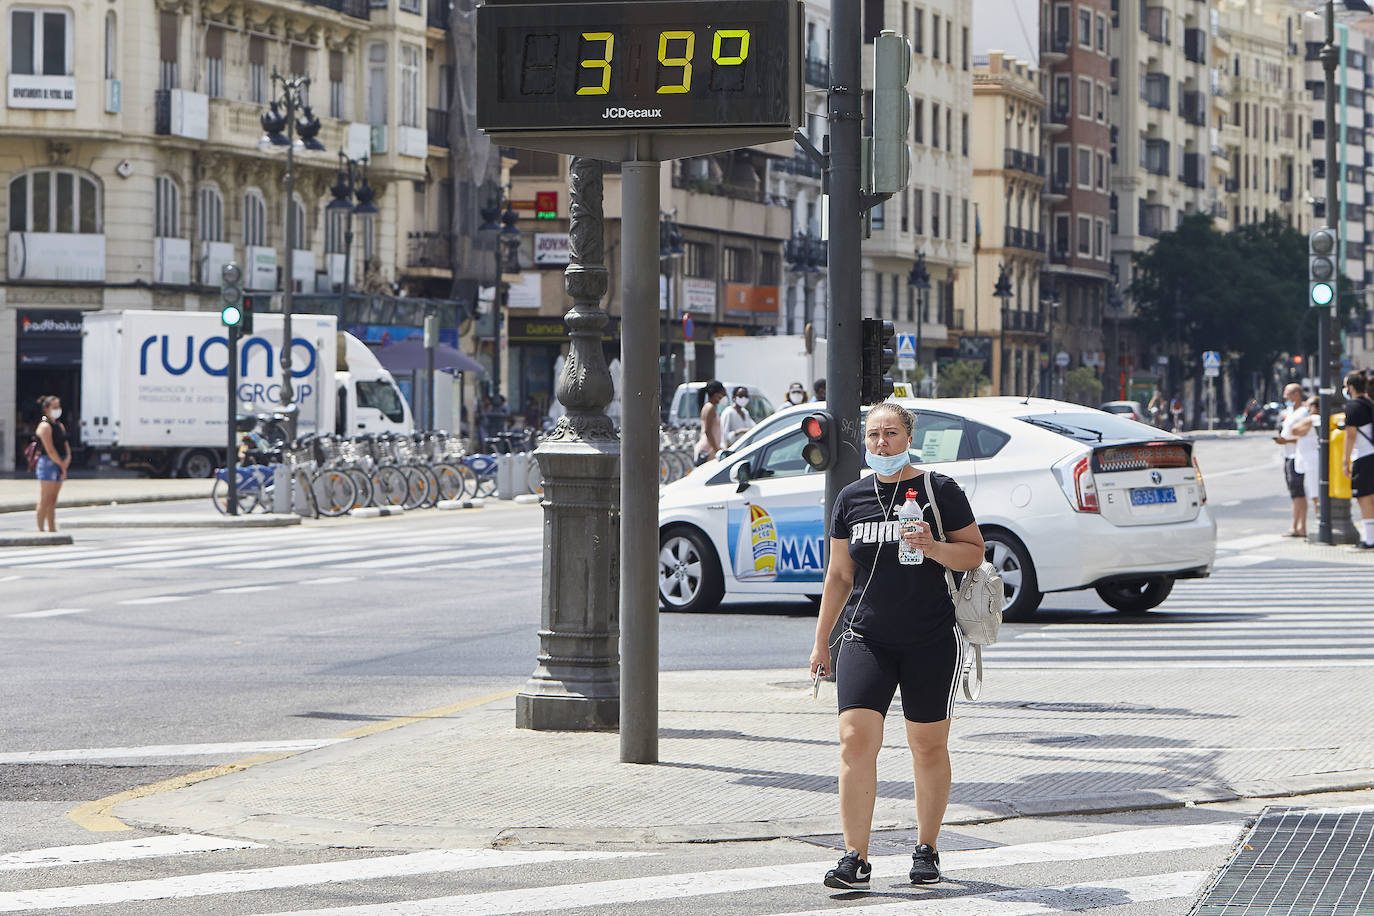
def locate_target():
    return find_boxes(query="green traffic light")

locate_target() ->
[1311,283,1334,306]
[221,304,243,326]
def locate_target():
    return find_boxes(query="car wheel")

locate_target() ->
[658,526,724,613]
[983,529,1043,622]
[179,449,218,479]
[1095,576,1175,614]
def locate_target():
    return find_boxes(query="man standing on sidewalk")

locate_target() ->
[1274,383,1310,538]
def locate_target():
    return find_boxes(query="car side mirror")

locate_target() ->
[734,462,752,493]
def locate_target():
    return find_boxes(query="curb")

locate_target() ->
[0,532,73,547]
[436,499,485,511]
[350,506,407,518]
[62,514,301,529]
[512,494,542,505]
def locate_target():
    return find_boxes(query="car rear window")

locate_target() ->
[1016,412,1162,443]
[969,422,1011,458]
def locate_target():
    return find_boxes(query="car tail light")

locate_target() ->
[1053,452,1099,513]
[1193,455,1207,504]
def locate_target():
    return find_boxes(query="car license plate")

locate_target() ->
[1129,486,1177,507]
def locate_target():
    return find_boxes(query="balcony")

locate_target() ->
[1043,32,1071,61]
[1004,226,1045,252]
[1004,149,1045,176]
[1139,204,1168,238]
[305,0,370,18]
[1143,139,1170,176]
[405,232,452,272]
[154,89,208,139]
[427,0,450,29]
[1279,188,1293,202]
[427,108,449,147]
[948,310,965,331]
[1043,174,1069,201]
[672,169,774,204]
[1145,6,1170,44]
[1224,178,1238,193]
[1180,90,1205,126]
[1184,28,1206,64]
[7,232,105,282]
[1181,153,1204,189]
[784,233,827,271]
[805,57,829,88]
[776,153,822,179]
[1143,73,1170,110]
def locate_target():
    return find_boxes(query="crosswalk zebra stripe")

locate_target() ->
[0,835,265,872]
[321,544,539,570]
[762,870,1212,916]
[0,848,653,912]
[8,608,88,618]
[251,823,1242,916]
[991,659,1374,668]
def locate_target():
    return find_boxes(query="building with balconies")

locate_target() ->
[970,51,1047,396]
[0,0,453,470]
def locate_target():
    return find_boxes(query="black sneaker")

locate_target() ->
[824,850,872,890]
[1352,541,1374,550]
[909,843,942,884]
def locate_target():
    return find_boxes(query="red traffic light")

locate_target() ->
[801,411,835,471]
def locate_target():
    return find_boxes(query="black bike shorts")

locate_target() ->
[835,625,964,723]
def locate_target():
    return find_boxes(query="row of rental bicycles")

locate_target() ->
[213,430,541,517]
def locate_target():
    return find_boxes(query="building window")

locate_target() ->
[400,0,421,12]
[1096,14,1106,52]
[1078,8,1092,47]
[1094,218,1106,258]
[289,43,309,79]
[154,176,180,238]
[932,14,941,59]
[686,241,714,278]
[962,26,969,70]
[1077,215,1091,254]
[9,170,101,234]
[945,194,951,239]
[243,189,266,247]
[1077,146,1092,188]
[961,113,968,155]
[289,195,308,250]
[104,12,117,80]
[724,246,753,282]
[205,27,223,97]
[1054,213,1070,256]
[1095,82,1106,121]
[329,50,345,119]
[945,108,951,151]
[761,251,781,285]
[931,103,941,147]
[962,197,969,243]
[248,36,267,104]
[199,186,224,242]
[400,44,421,127]
[1077,76,1092,118]
[10,7,72,76]
[912,7,923,53]
[324,208,347,255]
[931,191,941,237]
[366,42,387,126]
[159,11,179,90]
[1095,151,1106,189]
[913,186,924,234]
[913,98,924,143]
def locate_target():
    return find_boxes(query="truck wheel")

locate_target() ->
[178,449,218,479]
[983,528,1043,622]
[1095,576,1175,614]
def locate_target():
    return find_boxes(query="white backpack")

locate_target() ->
[923,473,1002,700]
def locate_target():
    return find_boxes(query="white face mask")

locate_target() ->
[48,408,61,420]
[788,392,805,404]
[733,396,749,409]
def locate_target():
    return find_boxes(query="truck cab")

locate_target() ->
[336,334,414,436]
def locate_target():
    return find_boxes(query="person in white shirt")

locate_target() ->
[1274,383,1310,537]
[1291,396,1320,504]
[719,386,756,447]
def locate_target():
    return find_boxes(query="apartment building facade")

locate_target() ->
[1,0,454,471]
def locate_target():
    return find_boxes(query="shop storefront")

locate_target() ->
[14,309,84,464]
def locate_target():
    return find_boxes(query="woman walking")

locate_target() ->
[1342,370,1374,549]
[809,402,985,890]
[33,395,71,532]
[719,386,756,447]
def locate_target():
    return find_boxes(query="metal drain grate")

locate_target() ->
[1192,805,1374,915]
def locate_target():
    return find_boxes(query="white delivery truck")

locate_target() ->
[82,310,411,477]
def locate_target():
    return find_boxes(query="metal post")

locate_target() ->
[281,83,297,440]
[619,154,660,764]
[492,192,504,401]
[226,324,239,516]
[426,332,436,432]
[1319,1,1337,545]
[517,156,620,732]
[916,288,925,394]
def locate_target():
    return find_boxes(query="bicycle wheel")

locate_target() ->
[312,469,358,518]
[400,466,430,510]
[416,465,441,509]
[525,454,543,497]
[211,476,229,514]
[373,465,408,507]
[473,470,497,498]
[434,462,472,500]
[345,468,374,508]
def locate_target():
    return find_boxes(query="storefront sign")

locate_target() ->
[17,310,83,366]
[723,284,779,316]
[683,277,717,314]
[508,316,621,342]
[504,272,542,309]
[7,74,76,110]
[534,233,570,265]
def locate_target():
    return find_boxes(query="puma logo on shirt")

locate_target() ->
[851,520,905,544]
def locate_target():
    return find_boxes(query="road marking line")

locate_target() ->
[1217,533,1284,551]
[0,740,346,765]
[210,585,280,594]
[1206,462,1276,478]
[991,646,1374,657]
[253,824,1241,916]
[762,870,1212,916]
[333,689,521,739]
[0,574,21,582]
[297,576,358,585]
[115,596,191,606]
[0,849,652,912]
[1215,554,1275,567]
[996,659,1374,669]
[340,544,535,570]
[8,608,88,619]
[0,834,265,872]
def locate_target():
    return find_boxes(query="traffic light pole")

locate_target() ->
[226,324,239,516]
[1319,2,1337,546]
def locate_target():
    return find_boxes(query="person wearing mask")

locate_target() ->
[1148,390,1166,428]
[1274,383,1310,537]
[813,378,827,403]
[720,386,756,447]
[693,380,727,465]
[810,402,985,890]
[784,382,809,407]
[1341,370,1374,549]
[33,395,71,533]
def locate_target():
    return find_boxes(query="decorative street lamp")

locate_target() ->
[907,249,930,393]
[1040,276,1061,398]
[992,264,1014,393]
[326,153,378,324]
[258,71,324,441]
[658,210,685,413]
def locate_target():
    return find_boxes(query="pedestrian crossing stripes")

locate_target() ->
[0,823,1241,914]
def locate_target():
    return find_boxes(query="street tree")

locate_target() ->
[938,360,988,398]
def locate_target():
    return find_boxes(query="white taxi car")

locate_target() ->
[658,397,1216,620]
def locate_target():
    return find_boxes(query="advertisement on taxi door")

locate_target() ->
[726,501,825,583]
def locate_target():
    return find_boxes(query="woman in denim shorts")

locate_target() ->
[33,395,70,532]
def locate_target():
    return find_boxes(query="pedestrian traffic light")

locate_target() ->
[240,295,254,335]
[220,263,244,329]
[801,411,836,471]
[872,30,912,194]
[1309,228,1336,308]
[860,318,896,404]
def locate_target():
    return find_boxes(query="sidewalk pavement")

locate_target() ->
[115,664,1374,850]
[0,477,210,514]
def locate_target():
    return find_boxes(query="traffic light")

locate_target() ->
[801,411,836,471]
[872,30,912,194]
[860,318,896,404]
[240,295,254,335]
[220,262,244,329]
[1309,227,1336,308]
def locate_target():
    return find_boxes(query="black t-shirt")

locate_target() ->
[829,470,977,649]
[1346,397,1374,452]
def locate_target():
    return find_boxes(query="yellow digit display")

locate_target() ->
[577,32,614,95]
[657,30,695,94]
[712,29,750,66]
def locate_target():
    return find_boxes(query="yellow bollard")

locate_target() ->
[1331,413,1353,500]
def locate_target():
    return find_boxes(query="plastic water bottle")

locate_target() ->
[898,489,924,566]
